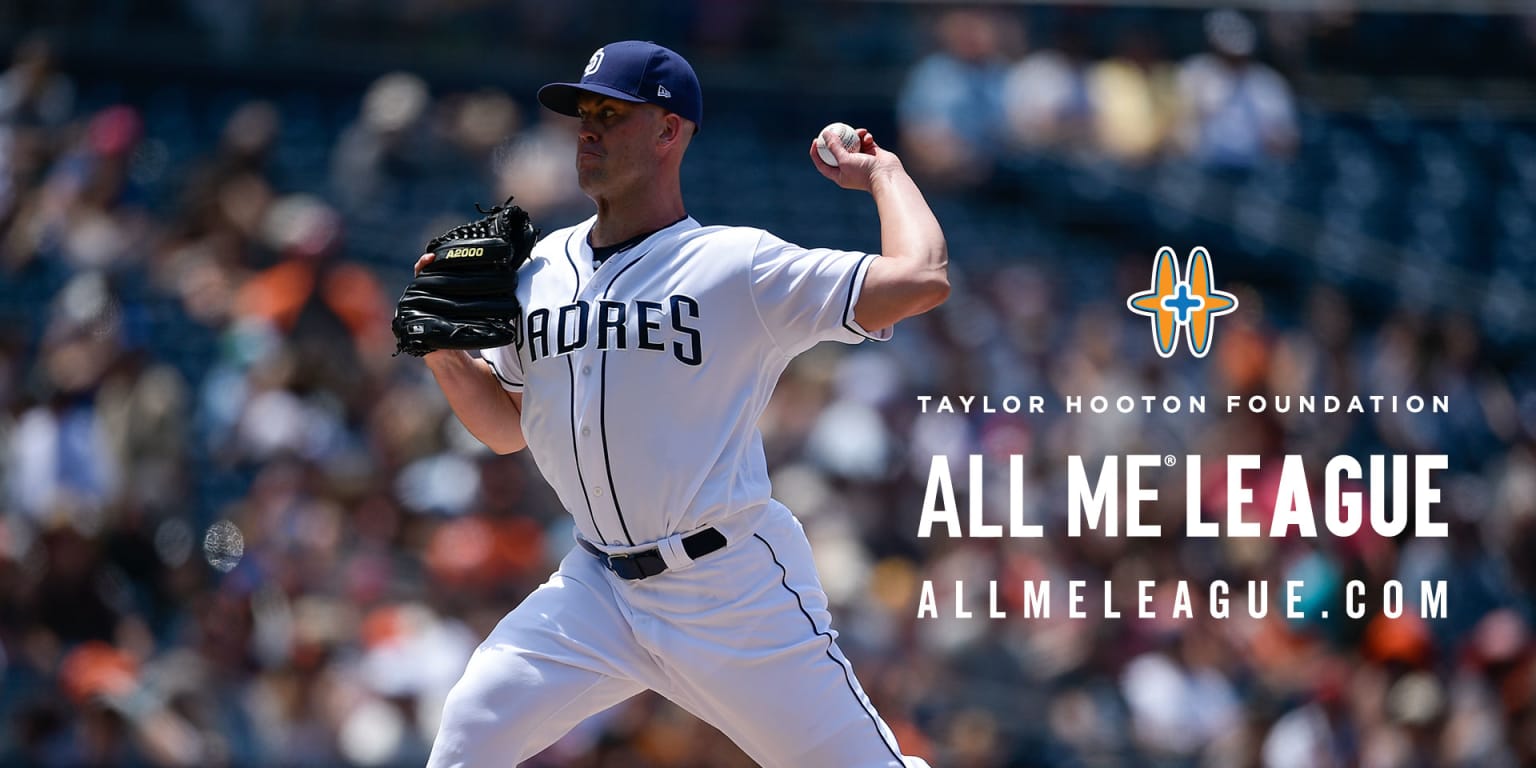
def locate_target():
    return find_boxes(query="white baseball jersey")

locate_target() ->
[435,214,932,768]
[481,215,888,547]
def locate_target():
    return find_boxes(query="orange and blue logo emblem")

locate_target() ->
[1126,247,1238,358]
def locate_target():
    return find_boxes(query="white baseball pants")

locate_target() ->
[425,505,928,768]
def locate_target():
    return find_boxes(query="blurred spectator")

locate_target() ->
[1121,631,1242,758]
[156,101,284,331]
[897,8,1015,186]
[1086,27,1179,164]
[181,100,282,214]
[1002,20,1096,154]
[493,114,588,226]
[331,72,434,211]
[0,37,73,131]
[0,36,74,235]
[435,88,520,188]
[8,271,126,524]
[4,105,151,274]
[1175,9,1298,171]
[235,194,392,392]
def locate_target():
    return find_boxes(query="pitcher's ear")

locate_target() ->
[659,112,684,143]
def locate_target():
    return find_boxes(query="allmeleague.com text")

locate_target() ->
[916,578,1448,621]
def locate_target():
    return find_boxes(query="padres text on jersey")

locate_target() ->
[520,295,702,366]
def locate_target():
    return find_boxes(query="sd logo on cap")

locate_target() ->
[539,41,703,131]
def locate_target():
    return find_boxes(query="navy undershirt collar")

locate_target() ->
[589,215,687,266]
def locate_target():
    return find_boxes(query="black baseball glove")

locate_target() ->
[392,198,539,357]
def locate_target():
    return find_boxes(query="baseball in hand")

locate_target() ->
[815,122,860,167]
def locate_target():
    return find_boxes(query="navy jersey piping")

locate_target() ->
[593,239,663,547]
[752,533,905,763]
[561,228,606,542]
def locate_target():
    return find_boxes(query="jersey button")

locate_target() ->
[593,486,604,497]
[582,366,592,375]
[581,426,591,436]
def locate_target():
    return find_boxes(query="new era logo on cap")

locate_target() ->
[538,41,703,129]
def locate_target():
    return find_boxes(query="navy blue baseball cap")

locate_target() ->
[538,41,703,130]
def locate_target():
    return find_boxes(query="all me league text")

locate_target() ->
[914,452,1451,622]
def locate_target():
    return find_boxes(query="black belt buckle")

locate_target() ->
[582,528,725,581]
[599,550,666,580]
[605,552,643,580]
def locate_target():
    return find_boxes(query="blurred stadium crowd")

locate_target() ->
[1,2,1534,767]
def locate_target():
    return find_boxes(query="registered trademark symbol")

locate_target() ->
[1164,455,1177,467]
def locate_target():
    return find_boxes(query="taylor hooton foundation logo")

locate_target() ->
[1126,247,1239,358]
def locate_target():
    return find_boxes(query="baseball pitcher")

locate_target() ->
[395,41,948,767]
